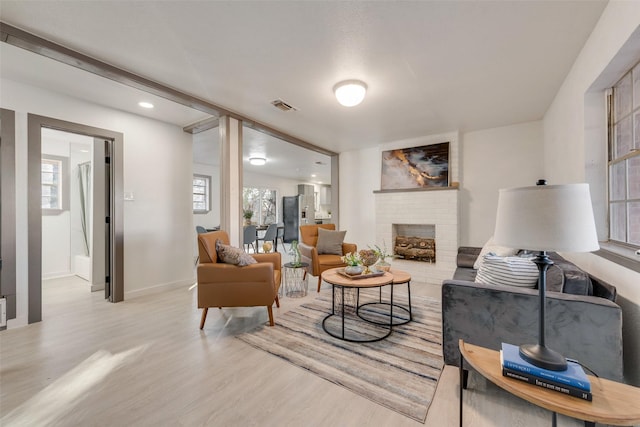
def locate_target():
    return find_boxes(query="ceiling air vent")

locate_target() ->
[271,99,297,112]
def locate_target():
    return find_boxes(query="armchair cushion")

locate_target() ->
[216,239,257,266]
[316,228,346,255]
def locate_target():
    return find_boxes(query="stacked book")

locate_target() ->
[500,342,592,401]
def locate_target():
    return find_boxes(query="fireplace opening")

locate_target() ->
[392,224,436,263]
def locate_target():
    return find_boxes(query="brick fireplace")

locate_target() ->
[375,188,459,285]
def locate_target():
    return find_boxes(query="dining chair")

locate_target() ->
[256,223,278,253]
[276,223,286,252]
[243,225,258,253]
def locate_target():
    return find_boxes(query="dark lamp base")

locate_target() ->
[519,344,568,371]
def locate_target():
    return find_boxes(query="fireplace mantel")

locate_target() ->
[373,182,459,194]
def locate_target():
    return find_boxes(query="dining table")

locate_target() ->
[254,224,284,252]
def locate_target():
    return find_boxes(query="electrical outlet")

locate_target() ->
[0,298,6,327]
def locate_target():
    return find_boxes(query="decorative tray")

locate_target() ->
[336,268,385,280]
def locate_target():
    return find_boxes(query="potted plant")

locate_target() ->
[243,209,253,225]
[341,252,363,275]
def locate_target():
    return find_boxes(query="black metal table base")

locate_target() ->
[356,302,411,326]
[356,281,412,326]
[322,284,394,343]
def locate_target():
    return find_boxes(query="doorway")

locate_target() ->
[41,129,107,293]
[27,114,123,324]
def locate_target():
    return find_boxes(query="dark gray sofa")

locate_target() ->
[442,247,624,382]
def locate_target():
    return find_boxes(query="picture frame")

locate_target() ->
[380,142,450,190]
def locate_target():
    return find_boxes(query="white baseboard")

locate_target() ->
[42,272,74,280]
[124,278,197,300]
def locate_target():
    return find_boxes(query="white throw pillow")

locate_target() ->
[473,236,519,270]
[475,254,538,288]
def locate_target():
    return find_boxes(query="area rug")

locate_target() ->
[237,291,443,422]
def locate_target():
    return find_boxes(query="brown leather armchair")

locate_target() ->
[197,230,282,329]
[298,224,357,292]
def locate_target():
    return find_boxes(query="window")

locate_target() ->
[193,174,211,213]
[41,155,68,213]
[608,61,640,249]
[243,187,277,225]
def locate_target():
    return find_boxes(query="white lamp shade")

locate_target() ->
[334,80,367,107]
[493,184,599,253]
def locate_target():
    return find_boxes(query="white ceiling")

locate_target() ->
[1,1,607,168]
[1,42,333,183]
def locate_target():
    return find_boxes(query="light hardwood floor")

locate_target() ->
[0,275,593,426]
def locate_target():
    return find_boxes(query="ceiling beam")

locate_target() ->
[0,21,338,157]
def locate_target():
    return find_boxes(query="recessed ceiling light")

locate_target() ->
[311,174,317,177]
[249,157,267,166]
[333,80,367,107]
[138,101,154,109]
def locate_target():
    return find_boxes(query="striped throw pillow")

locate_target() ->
[475,254,538,288]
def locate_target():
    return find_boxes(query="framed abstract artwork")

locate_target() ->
[380,142,449,190]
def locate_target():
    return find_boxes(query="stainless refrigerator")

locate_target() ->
[282,195,302,243]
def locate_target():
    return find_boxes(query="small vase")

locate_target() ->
[262,242,273,253]
[376,260,391,272]
[345,265,363,275]
[290,240,302,266]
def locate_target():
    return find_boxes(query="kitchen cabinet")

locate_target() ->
[319,185,331,205]
[297,184,315,222]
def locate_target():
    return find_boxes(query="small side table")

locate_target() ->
[356,269,412,326]
[458,340,640,427]
[283,262,309,298]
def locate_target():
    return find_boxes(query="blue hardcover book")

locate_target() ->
[501,342,591,392]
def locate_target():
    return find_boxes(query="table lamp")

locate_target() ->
[493,182,599,371]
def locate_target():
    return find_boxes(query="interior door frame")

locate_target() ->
[1,108,17,327]
[27,114,124,323]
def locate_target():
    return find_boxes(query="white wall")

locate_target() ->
[192,127,221,231]
[460,121,544,246]
[193,162,220,229]
[339,146,380,249]
[543,1,640,385]
[41,138,71,278]
[2,78,195,327]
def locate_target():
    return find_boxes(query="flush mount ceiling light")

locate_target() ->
[138,101,154,109]
[333,80,367,107]
[249,157,267,166]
